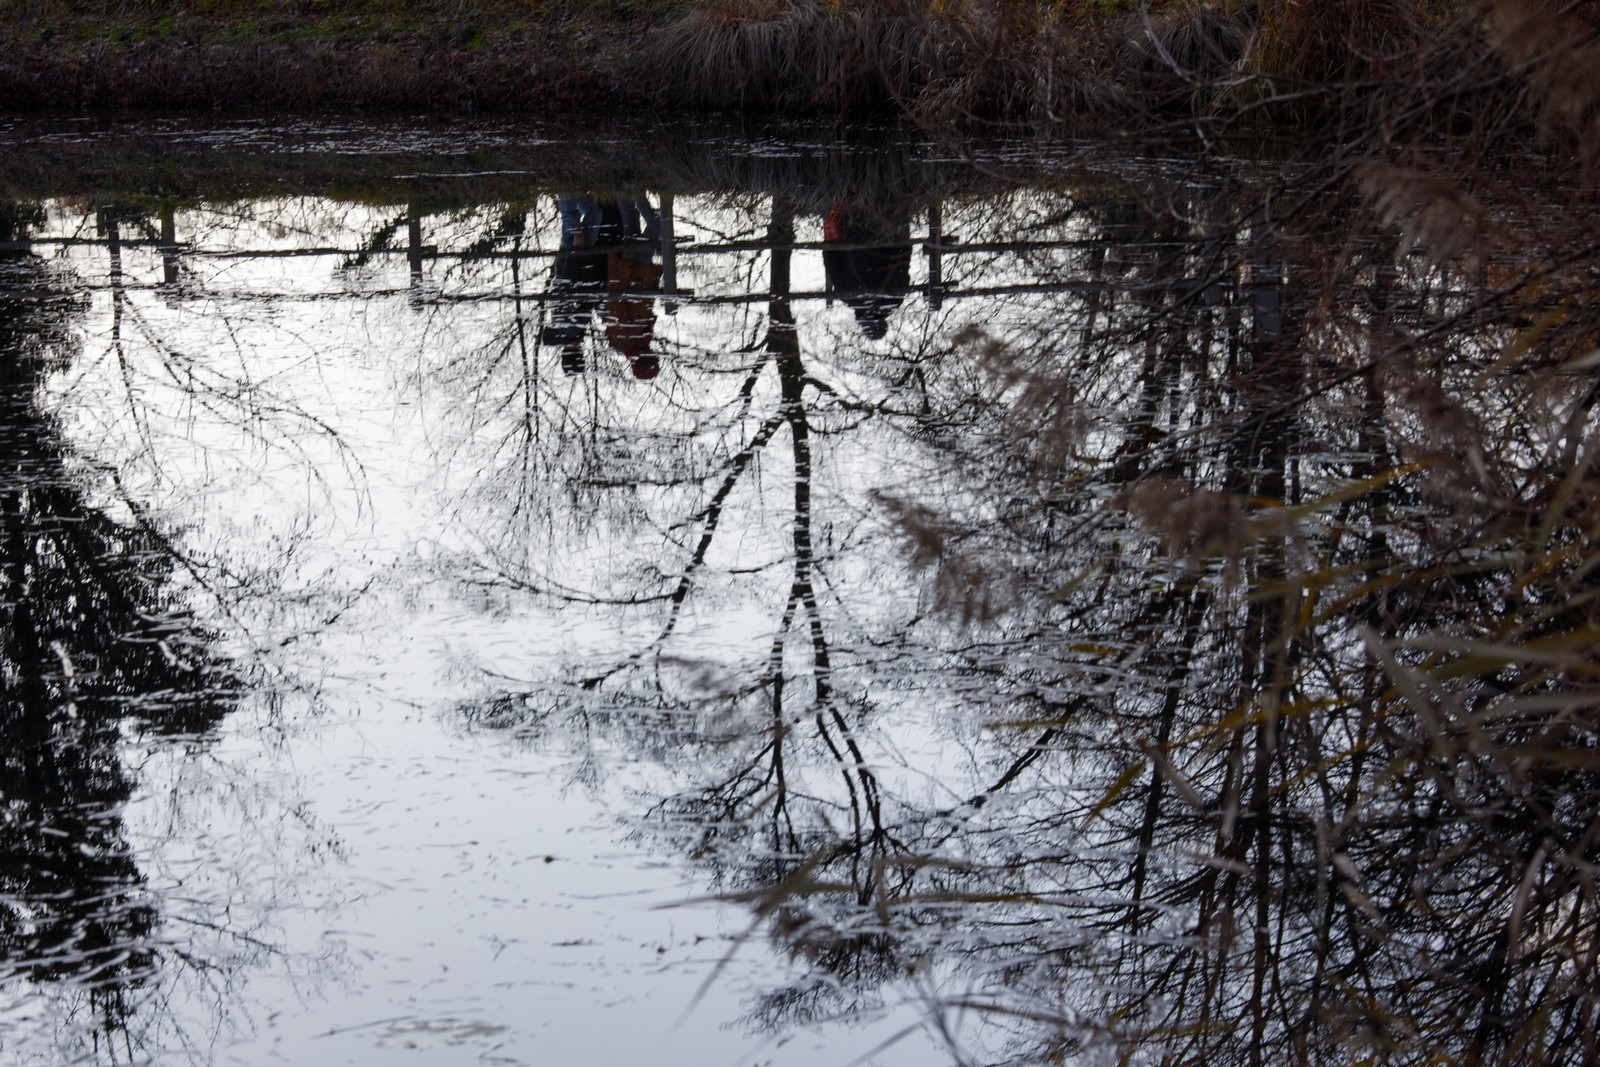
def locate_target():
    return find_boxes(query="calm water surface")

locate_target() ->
[3,118,1594,1066]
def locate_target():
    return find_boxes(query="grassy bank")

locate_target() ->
[0,0,671,111]
[4,0,1578,128]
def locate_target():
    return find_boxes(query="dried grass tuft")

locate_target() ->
[640,0,952,112]
[637,0,1128,121]
[636,0,1504,131]
[1244,0,1424,83]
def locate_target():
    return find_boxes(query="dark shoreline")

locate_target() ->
[0,1,1579,144]
[0,113,1042,207]
[0,2,1443,122]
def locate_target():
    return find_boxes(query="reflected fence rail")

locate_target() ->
[3,218,1300,310]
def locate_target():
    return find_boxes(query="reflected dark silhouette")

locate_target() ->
[545,196,607,375]
[822,201,912,340]
[0,202,235,1046]
[547,194,665,379]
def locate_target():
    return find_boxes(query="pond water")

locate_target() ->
[2,118,1597,1066]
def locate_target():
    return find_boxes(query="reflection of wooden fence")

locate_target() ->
[52,280,1304,307]
[0,236,1192,256]
[7,193,1310,338]
[4,231,1224,310]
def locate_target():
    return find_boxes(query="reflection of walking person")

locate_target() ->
[606,252,662,379]
[605,196,663,380]
[608,195,665,379]
[544,194,666,379]
[822,202,911,340]
[545,195,606,375]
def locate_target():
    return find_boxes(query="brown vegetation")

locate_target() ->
[638,0,1476,126]
[3,0,1594,134]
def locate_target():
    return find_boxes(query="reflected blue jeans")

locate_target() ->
[557,195,601,250]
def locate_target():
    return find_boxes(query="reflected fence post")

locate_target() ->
[96,206,121,288]
[1249,258,1282,351]
[159,203,178,287]
[769,196,793,301]
[925,200,943,311]
[767,197,797,359]
[660,191,678,315]
[407,204,424,293]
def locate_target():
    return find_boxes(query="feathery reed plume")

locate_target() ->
[1359,162,1494,270]
[1483,0,1600,169]
[870,490,1015,624]
[1117,475,1249,576]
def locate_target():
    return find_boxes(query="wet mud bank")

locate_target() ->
[0,36,623,114]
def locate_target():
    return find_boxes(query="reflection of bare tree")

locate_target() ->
[447,189,895,852]
[61,140,1589,1065]
[438,158,1600,1066]
[0,204,242,1059]
[814,172,1600,1064]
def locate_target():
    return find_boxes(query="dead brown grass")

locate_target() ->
[641,0,954,112]
[634,0,1581,138]
[638,0,1143,120]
